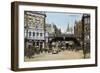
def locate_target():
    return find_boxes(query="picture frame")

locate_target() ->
[11,1,97,71]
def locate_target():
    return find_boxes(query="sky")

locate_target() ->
[45,12,83,33]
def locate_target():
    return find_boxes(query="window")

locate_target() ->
[29,32,31,37]
[40,33,42,36]
[33,32,35,36]
[37,32,39,36]
[29,18,32,20]
[36,25,38,28]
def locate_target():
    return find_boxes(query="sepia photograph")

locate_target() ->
[24,11,90,62]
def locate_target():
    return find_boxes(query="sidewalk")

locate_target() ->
[24,50,90,62]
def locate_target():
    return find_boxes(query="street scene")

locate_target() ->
[24,11,90,62]
[24,50,90,61]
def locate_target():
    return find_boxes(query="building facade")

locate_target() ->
[74,21,82,40]
[74,14,90,52]
[24,11,46,49]
[82,14,90,51]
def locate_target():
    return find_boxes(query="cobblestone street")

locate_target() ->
[24,50,90,62]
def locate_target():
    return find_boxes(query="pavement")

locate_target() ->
[24,50,90,62]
